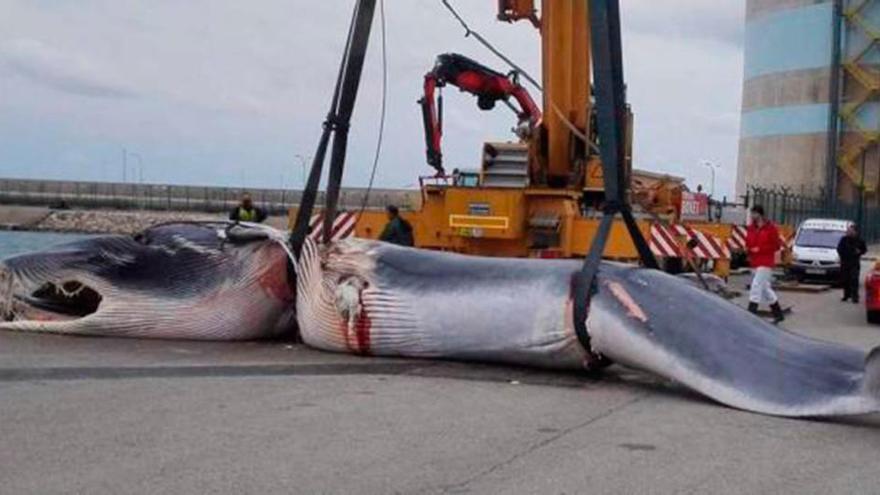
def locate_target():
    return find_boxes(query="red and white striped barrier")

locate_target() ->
[676,224,730,260]
[650,223,682,258]
[650,223,730,260]
[727,225,747,252]
[726,225,793,253]
[308,211,358,243]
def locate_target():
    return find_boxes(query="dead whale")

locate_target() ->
[0,223,296,340]
[296,237,880,417]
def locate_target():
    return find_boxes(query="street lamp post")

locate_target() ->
[280,173,287,211]
[702,161,720,197]
[858,151,866,231]
[128,152,144,184]
[127,152,145,209]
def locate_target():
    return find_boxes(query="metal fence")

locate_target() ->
[0,178,419,215]
[746,186,879,242]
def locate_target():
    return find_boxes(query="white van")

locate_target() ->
[788,218,853,280]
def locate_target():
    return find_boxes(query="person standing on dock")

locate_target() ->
[746,205,785,323]
[229,193,267,223]
[837,224,867,303]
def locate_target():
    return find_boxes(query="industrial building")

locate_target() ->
[738,0,879,206]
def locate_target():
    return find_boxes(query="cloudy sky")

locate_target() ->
[0,0,744,198]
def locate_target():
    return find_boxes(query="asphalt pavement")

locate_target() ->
[1,264,879,494]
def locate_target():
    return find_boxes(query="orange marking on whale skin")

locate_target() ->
[605,281,648,323]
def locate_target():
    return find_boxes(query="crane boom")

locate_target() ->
[540,0,591,187]
[419,53,542,175]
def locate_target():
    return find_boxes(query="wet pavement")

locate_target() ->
[1,268,879,494]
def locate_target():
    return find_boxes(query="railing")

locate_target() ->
[0,178,419,215]
[746,185,879,242]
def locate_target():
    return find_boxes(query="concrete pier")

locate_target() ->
[1,269,879,494]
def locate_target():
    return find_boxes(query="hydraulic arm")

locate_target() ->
[419,53,541,175]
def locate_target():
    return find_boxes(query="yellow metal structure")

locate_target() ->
[300,0,615,263]
[351,207,651,261]
[839,0,879,193]
[294,1,736,277]
[538,0,591,186]
[392,0,626,260]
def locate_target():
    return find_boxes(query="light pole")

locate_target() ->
[702,161,720,197]
[128,152,144,184]
[126,151,145,209]
[858,151,866,231]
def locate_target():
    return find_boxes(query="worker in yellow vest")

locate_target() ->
[229,193,267,223]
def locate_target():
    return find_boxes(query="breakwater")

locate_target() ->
[0,205,290,236]
[0,178,420,214]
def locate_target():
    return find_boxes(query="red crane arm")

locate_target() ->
[419,53,541,175]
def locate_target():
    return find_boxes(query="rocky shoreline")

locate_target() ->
[0,207,288,235]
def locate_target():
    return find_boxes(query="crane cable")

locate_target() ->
[358,0,388,217]
[440,0,542,91]
[438,0,599,154]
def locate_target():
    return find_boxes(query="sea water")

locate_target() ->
[0,231,97,260]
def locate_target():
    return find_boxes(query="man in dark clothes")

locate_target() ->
[837,224,867,303]
[379,205,414,247]
[229,193,267,223]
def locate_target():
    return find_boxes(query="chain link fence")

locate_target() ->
[746,185,879,242]
[0,178,419,215]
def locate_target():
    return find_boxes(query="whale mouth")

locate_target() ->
[11,281,102,320]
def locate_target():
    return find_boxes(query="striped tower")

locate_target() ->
[738,0,879,204]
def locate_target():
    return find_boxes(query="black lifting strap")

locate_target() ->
[573,0,658,364]
[289,0,378,260]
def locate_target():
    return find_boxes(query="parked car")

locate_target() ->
[787,218,853,282]
[866,262,880,325]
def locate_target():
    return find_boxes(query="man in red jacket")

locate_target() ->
[746,205,785,323]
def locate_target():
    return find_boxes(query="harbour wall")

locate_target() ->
[0,178,420,215]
